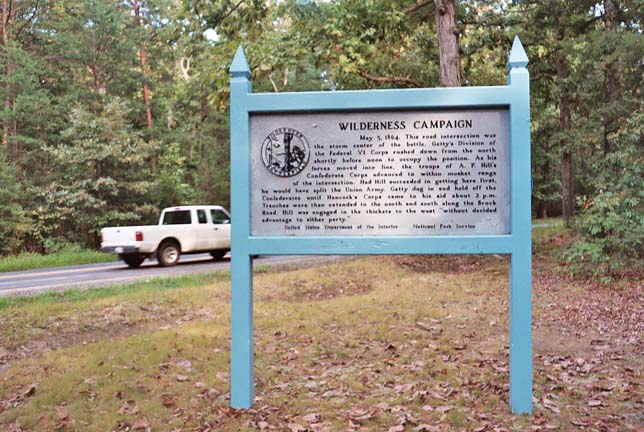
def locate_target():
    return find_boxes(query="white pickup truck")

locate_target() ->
[100,205,231,268]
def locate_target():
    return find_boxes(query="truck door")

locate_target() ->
[194,208,217,251]
[209,208,231,250]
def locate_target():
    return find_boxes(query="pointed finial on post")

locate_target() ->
[230,45,251,79]
[507,36,529,70]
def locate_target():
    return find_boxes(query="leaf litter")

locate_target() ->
[0,253,641,430]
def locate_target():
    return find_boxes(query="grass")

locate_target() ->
[0,223,641,431]
[0,271,229,311]
[531,216,563,226]
[0,250,115,273]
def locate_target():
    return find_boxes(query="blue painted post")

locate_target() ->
[229,46,254,409]
[507,36,532,414]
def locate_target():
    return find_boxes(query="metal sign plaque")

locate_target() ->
[250,109,510,236]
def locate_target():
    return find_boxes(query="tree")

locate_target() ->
[0,157,30,254]
[1,0,42,171]
[553,17,575,224]
[603,0,620,155]
[564,108,644,281]
[285,0,439,90]
[0,0,642,261]
[151,141,195,209]
[133,0,154,143]
[40,99,155,247]
[512,0,596,222]
[434,0,461,86]
[1,0,12,152]
[48,0,137,112]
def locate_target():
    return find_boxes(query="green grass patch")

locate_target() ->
[532,217,572,256]
[531,216,563,226]
[0,270,230,311]
[0,250,115,273]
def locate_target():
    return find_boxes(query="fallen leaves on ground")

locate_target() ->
[0,254,641,431]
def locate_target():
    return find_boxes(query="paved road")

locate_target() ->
[0,254,339,297]
[1,222,556,297]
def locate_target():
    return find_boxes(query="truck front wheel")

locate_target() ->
[157,241,180,267]
[121,253,144,268]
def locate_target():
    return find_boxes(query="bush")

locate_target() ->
[42,238,85,254]
[565,189,643,282]
[564,112,644,282]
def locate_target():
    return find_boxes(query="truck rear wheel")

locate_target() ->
[210,250,228,261]
[121,253,144,268]
[157,241,180,267]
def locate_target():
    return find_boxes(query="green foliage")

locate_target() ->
[0,43,55,168]
[564,110,644,281]
[0,160,31,255]
[285,0,438,90]
[38,99,155,247]
[48,0,138,103]
[0,0,642,280]
[0,249,114,273]
[565,190,643,282]
[152,141,196,209]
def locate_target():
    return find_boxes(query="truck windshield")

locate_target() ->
[162,210,192,225]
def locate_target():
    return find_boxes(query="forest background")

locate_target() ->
[0,0,642,279]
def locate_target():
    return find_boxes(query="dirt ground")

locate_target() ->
[0,250,642,431]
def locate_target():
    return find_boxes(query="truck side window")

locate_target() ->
[162,210,192,225]
[197,209,207,224]
[210,209,229,224]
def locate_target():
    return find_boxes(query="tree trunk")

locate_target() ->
[133,0,155,174]
[541,140,550,218]
[603,0,620,154]
[604,0,619,32]
[2,0,11,153]
[561,150,573,224]
[554,52,574,223]
[434,0,461,87]
[140,44,153,135]
[558,89,574,224]
[12,118,18,169]
[553,16,575,224]
[89,62,100,115]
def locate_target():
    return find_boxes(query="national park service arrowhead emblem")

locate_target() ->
[261,127,310,177]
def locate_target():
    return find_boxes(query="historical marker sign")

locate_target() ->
[250,110,510,236]
[230,37,532,414]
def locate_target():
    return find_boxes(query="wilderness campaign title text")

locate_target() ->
[338,118,473,131]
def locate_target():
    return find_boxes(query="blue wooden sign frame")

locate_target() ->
[229,36,532,414]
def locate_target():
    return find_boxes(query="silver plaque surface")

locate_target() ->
[250,109,510,236]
